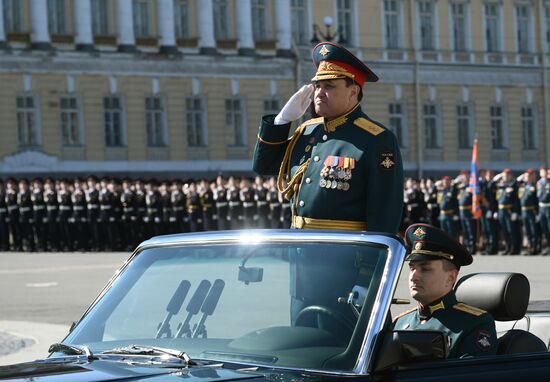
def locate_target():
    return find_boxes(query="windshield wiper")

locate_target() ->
[48,343,94,361]
[101,345,194,365]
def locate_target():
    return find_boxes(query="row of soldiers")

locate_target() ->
[0,176,291,252]
[402,167,550,255]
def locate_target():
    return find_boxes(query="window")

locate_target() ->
[48,0,66,35]
[384,0,401,49]
[104,96,124,147]
[457,104,471,149]
[251,0,268,41]
[337,0,352,44]
[516,5,531,53]
[291,0,308,45]
[146,97,166,147]
[423,103,439,149]
[186,97,207,147]
[226,98,246,147]
[485,3,500,52]
[213,0,230,40]
[263,98,280,115]
[388,103,406,148]
[490,105,506,149]
[522,106,537,150]
[174,0,190,38]
[133,0,150,37]
[60,96,82,146]
[418,1,435,50]
[16,96,40,147]
[450,2,467,51]
[3,0,23,33]
[91,0,109,35]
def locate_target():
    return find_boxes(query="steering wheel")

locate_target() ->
[295,305,355,338]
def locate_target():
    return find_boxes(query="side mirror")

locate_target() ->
[238,266,263,284]
[373,330,448,371]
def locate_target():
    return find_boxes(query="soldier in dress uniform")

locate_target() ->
[30,178,47,251]
[43,178,59,251]
[437,176,459,237]
[240,177,256,229]
[404,178,426,226]
[266,177,281,229]
[538,169,550,255]
[5,178,20,251]
[85,176,100,251]
[424,177,440,227]
[159,181,172,235]
[393,224,497,358]
[495,169,521,255]
[120,178,136,250]
[226,176,242,230]
[170,179,187,234]
[0,180,8,251]
[186,181,203,232]
[98,178,115,251]
[133,179,147,243]
[57,179,73,251]
[519,169,540,255]
[254,176,269,229]
[199,179,215,231]
[17,179,34,252]
[457,175,476,255]
[71,179,88,251]
[144,179,161,239]
[213,176,229,231]
[253,41,403,233]
[479,170,499,255]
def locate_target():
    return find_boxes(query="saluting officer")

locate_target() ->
[31,178,47,252]
[495,169,521,255]
[266,177,281,229]
[120,178,136,249]
[57,179,73,251]
[72,179,88,251]
[213,176,229,231]
[404,178,426,226]
[186,181,203,232]
[44,178,59,251]
[240,177,256,228]
[5,178,20,251]
[144,179,161,238]
[457,177,476,255]
[85,176,100,251]
[424,178,440,228]
[519,169,540,255]
[254,176,269,228]
[0,180,8,251]
[226,176,242,230]
[438,176,459,237]
[253,41,403,233]
[538,169,550,255]
[170,179,187,234]
[17,179,34,251]
[200,180,216,231]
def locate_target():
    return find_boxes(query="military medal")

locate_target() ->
[319,155,355,191]
[319,179,326,187]
[325,180,332,188]
[343,182,350,191]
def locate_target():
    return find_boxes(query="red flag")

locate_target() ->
[468,139,482,219]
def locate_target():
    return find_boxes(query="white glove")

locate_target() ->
[493,212,499,220]
[511,212,518,221]
[453,215,459,221]
[274,84,314,125]
[486,211,492,219]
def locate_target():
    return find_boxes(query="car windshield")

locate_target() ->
[63,237,389,372]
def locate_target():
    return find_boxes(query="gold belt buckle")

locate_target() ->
[294,216,304,229]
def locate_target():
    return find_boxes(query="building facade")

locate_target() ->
[0,0,549,177]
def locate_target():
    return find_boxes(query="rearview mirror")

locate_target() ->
[238,266,263,284]
[373,330,448,371]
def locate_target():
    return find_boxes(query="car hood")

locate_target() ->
[0,358,330,382]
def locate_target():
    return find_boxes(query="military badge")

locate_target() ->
[413,227,426,238]
[379,152,396,170]
[476,330,492,351]
[319,44,330,57]
[319,155,355,191]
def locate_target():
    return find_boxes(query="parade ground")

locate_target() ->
[1,250,550,366]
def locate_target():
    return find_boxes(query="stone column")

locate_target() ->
[157,0,178,54]
[236,0,255,56]
[0,0,7,49]
[197,0,217,55]
[74,0,94,51]
[116,0,137,52]
[30,0,51,50]
[275,0,293,57]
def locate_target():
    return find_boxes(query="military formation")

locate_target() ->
[0,175,291,252]
[1,166,550,253]
[403,167,550,256]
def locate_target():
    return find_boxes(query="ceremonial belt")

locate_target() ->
[216,202,228,207]
[47,205,58,211]
[292,215,367,231]
[147,208,158,212]
[459,205,472,210]
[440,209,455,215]
[73,206,85,211]
[243,202,255,208]
[33,205,46,210]
[539,202,550,208]
[59,206,72,211]
[229,202,241,207]
[202,203,213,208]
[0,208,6,213]
[7,206,18,212]
[428,203,439,208]
[100,205,112,210]
[87,204,99,209]
[499,204,513,209]
[257,201,267,206]
[408,203,419,208]
[123,207,134,212]
[269,203,279,208]
[173,206,184,211]
[522,206,536,211]
[19,207,31,212]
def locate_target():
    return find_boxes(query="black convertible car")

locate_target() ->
[0,230,549,381]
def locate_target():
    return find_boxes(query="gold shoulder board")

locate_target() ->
[354,117,385,136]
[453,303,486,316]
[301,117,324,128]
[392,307,416,323]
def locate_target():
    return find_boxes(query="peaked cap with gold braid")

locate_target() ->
[405,223,473,268]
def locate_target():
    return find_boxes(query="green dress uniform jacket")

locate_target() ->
[253,104,403,234]
[393,291,497,358]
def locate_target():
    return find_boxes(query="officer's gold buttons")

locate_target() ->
[313,155,320,162]
[305,178,311,184]
[299,200,305,207]
[322,134,328,141]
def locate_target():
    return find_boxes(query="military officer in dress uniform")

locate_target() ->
[404,178,426,226]
[144,179,161,238]
[254,176,269,228]
[214,176,229,231]
[457,175,476,255]
[253,41,403,233]
[424,178,440,228]
[437,176,459,237]
[120,178,136,249]
[57,179,73,251]
[226,176,242,230]
[519,169,540,255]
[199,179,215,231]
[85,176,100,251]
[0,180,8,251]
[186,181,202,232]
[240,177,256,228]
[393,224,497,358]
[479,170,499,255]
[495,169,521,255]
[538,169,550,255]
[71,179,88,251]
[170,179,187,234]
[134,179,147,242]
[159,181,172,235]
[5,178,20,251]
[31,178,47,252]
[44,178,59,251]
[17,179,34,251]
[266,177,281,229]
